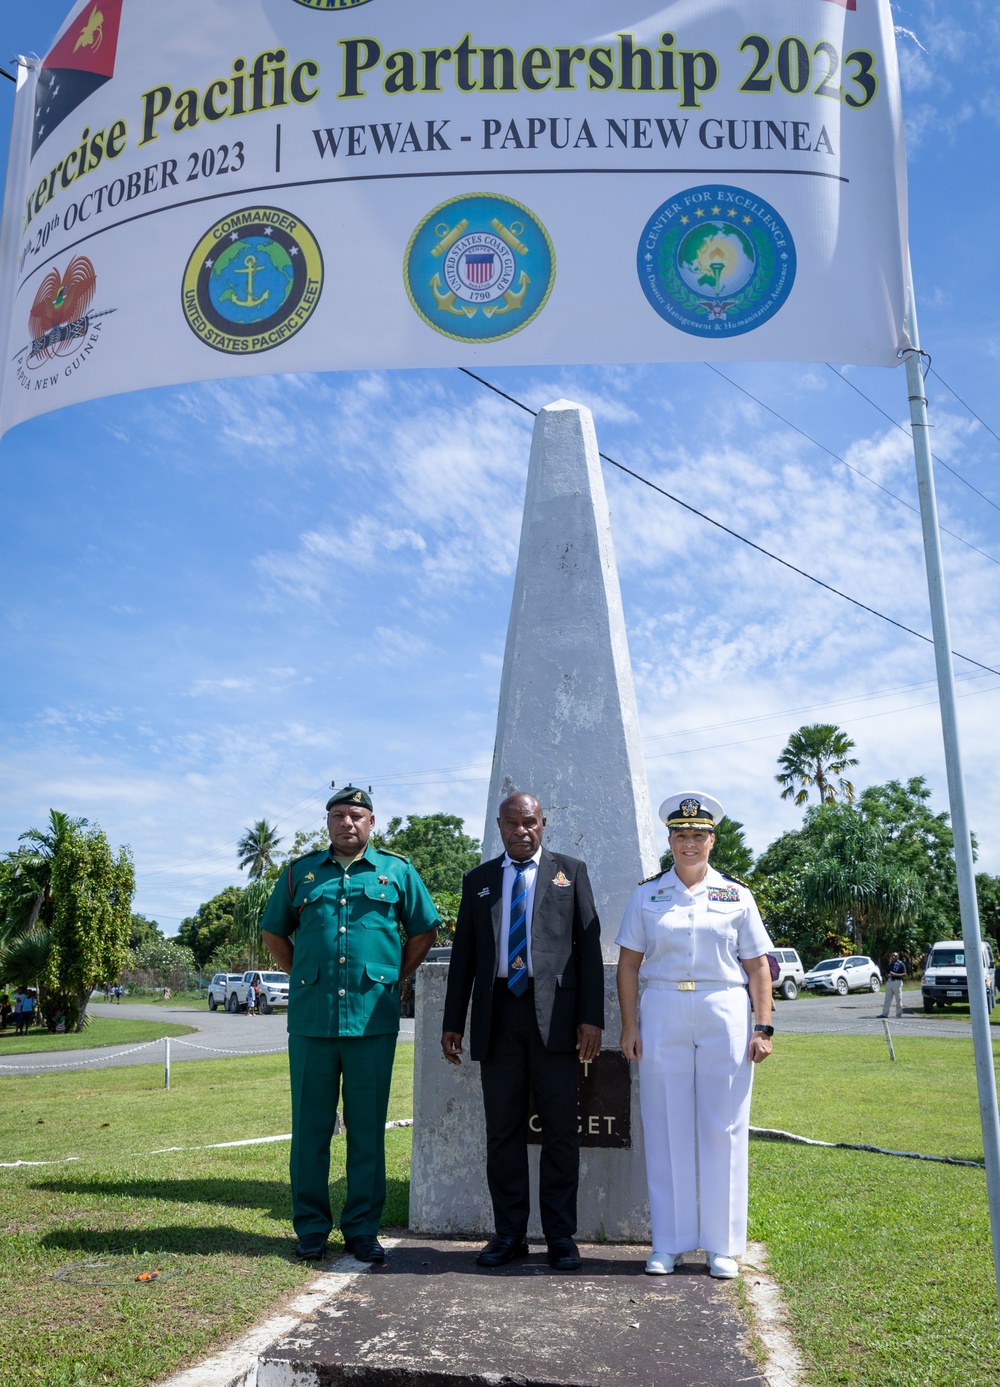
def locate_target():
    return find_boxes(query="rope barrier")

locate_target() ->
[751,1125,985,1169]
[0,1040,164,1072]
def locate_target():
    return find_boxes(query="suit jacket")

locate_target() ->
[442,848,604,1060]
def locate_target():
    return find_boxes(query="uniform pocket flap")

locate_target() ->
[364,961,399,985]
[293,964,320,987]
[363,880,400,904]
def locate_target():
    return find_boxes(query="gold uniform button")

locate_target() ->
[338,989,346,997]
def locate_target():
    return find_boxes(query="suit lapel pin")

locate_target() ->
[552,871,571,887]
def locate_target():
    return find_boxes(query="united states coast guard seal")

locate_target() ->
[182,207,323,355]
[404,193,555,344]
[637,185,795,337]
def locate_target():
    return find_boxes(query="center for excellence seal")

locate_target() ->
[182,207,323,355]
[404,192,555,344]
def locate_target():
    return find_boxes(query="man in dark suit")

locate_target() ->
[441,791,604,1270]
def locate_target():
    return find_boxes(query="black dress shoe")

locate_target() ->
[476,1234,530,1267]
[294,1235,329,1261]
[547,1237,582,1270]
[344,1234,386,1263]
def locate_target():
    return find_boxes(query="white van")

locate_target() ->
[921,939,996,1014]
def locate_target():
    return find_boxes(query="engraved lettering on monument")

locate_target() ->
[527,1050,631,1149]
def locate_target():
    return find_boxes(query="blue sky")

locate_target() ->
[1,1,999,935]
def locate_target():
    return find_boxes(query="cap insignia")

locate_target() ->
[353,791,363,803]
[680,798,701,818]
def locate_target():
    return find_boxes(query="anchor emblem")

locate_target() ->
[224,253,270,310]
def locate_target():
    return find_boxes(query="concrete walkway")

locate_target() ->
[162,1238,772,1387]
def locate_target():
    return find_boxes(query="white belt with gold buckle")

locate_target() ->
[678,981,696,991]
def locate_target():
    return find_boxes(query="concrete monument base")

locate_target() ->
[409,963,650,1242]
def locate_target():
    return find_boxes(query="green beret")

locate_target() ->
[326,785,373,811]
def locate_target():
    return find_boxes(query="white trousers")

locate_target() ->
[638,985,754,1256]
[880,977,903,1017]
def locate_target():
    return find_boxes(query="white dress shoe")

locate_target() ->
[708,1252,739,1279]
[644,1251,680,1275]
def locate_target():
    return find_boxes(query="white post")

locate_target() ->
[164,1037,171,1091]
[904,269,1000,1312]
[880,1019,896,1063]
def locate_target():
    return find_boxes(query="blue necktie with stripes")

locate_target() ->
[507,862,529,996]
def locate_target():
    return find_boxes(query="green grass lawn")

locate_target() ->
[0,1017,197,1057]
[0,1047,414,1386]
[748,1033,1000,1386]
[4,1036,1000,1386]
[116,990,208,1008]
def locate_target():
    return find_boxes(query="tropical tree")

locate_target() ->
[0,810,87,946]
[233,878,275,970]
[237,820,283,879]
[47,826,134,1032]
[976,873,1000,950]
[178,885,244,970]
[775,724,859,806]
[373,813,480,894]
[799,804,923,956]
[660,816,754,879]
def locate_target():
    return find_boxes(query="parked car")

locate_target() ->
[921,939,996,1013]
[208,973,244,1011]
[227,970,290,1014]
[767,949,805,1000]
[802,955,882,996]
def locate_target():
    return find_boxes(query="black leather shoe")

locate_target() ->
[547,1237,582,1271]
[345,1234,386,1263]
[294,1235,329,1261]
[476,1234,530,1267]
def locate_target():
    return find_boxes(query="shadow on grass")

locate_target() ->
[32,1174,412,1235]
[39,1223,296,1259]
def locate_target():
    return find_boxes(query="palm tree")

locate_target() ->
[236,820,283,879]
[800,809,922,954]
[233,878,275,971]
[1,810,86,945]
[775,724,859,806]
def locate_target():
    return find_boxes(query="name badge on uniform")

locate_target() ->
[707,887,740,902]
[650,888,673,902]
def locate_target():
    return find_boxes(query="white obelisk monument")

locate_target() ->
[410,400,659,1240]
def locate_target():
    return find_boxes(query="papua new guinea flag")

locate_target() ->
[32,1,124,156]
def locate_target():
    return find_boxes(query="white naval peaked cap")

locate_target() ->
[659,792,724,830]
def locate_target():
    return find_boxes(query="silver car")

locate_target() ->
[208,973,244,1011]
[802,955,882,996]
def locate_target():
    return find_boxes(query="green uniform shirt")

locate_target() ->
[261,842,439,1039]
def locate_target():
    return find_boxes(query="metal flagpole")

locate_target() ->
[903,263,1000,1313]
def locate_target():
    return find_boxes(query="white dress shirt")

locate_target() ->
[496,848,542,978]
[615,865,773,985]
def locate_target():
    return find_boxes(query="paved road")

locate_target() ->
[0,988,988,1076]
[772,989,997,1040]
[0,1003,415,1076]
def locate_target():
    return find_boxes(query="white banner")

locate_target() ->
[0,0,908,434]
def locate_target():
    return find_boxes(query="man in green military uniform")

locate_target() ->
[261,786,439,1263]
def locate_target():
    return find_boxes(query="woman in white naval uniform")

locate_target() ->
[616,793,774,1280]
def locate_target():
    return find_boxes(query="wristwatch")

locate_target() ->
[753,1024,775,1036]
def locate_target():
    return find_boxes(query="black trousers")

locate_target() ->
[479,981,580,1240]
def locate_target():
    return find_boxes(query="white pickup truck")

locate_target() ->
[226,970,290,1014]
